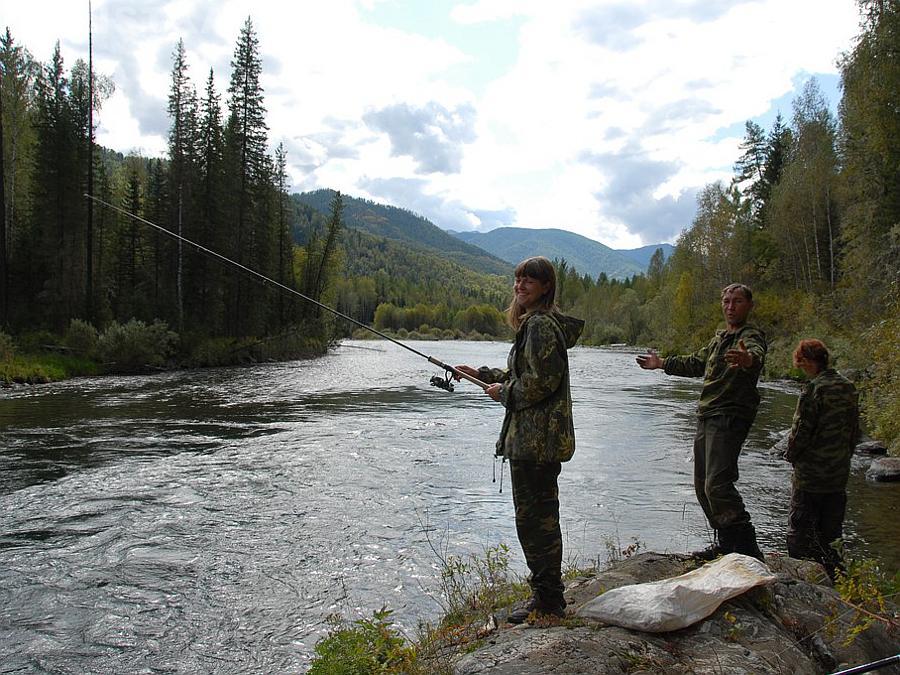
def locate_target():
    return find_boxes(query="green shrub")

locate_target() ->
[98,319,178,373]
[308,608,418,674]
[0,352,99,384]
[832,545,900,645]
[64,319,99,358]
[16,330,58,353]
[188,337,238,367]
[0,331,15,361]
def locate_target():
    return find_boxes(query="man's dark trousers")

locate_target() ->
[787,488,846,579]
[693,414,756,550]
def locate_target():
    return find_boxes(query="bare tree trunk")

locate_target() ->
[810,193,822,286]
[825,183,835,289]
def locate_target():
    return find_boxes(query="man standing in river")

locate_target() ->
[635,283,766,560]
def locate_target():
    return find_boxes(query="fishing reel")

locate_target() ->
[429,368,455,392]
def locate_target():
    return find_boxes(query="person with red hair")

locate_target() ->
[784,339,859,579]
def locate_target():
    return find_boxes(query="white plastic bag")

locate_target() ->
[577,553,776,632]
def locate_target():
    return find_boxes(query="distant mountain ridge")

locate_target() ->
[294,190,512,276]
[295,189,672,281]
[616,243,676,269]
[449,228,673,280]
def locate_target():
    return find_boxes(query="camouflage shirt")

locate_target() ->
[663,324,767,420]
[477,310,584,463]
[786,368,859,493]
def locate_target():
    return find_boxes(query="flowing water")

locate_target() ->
[1,340,897,672]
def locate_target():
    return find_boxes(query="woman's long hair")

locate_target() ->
[506,256,558,330]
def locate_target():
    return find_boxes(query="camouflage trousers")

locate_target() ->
[509,460,565,607]
[787,488,846,579]
[693,415,753,531]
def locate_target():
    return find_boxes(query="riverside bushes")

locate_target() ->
[308,609,418,675]
[97,319,178,373]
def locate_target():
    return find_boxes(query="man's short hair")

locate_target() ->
[721,283,753,302]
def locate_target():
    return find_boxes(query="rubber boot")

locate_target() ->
[507,596,565,624]
[730,523,764,562]
[692,529,727,561]
[507,597,538,624]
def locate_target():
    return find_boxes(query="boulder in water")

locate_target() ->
[866,457,900,482]
[855,439,888,456]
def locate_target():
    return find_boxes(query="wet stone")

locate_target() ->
[866,457,900,482]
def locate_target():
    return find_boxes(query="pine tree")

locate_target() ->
[733,120,768,224]
[115,162,144,320]
[30,43,83,328]
[273,141,295,326]
[0,58,6,326]
[167,39,200,331]
[196,68,226,333]
[224,17,270,336]
[0,29,39,327]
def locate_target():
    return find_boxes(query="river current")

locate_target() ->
[1,340,897,671]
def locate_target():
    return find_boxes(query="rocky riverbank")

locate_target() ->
[452,552,899,674]
[770,433,900,481]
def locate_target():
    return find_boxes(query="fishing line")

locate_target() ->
[86,194,487,391]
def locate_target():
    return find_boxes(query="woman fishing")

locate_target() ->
[455,256,584,624]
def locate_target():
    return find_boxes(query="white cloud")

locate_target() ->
[3,0,861,248]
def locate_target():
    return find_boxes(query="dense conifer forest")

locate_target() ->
[1,3,897,452]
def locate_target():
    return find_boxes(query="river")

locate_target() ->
[1,340,897,671]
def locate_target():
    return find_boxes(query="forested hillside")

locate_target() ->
[617,243,675,269]
[451,226,650,280]
[295,190,511,276]
[290,199,510,331]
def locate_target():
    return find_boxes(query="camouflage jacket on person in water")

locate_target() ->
[662,324,767,421]
[476,310,584,463]
[785,368,859,493]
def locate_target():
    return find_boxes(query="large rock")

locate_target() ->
[770,429,790,456]
[866,457,900,482]
[856,440,888,456]
[769,431,890,459]
[452,552,900,675]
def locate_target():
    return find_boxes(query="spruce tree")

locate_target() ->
[0,29,38,327]
[167,39,200,331]
[224,17,270,336]
[31,43,82,329]
[196,68,226,333]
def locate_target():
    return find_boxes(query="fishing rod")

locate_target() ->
[829,654,900,675]
[85,194,488,392]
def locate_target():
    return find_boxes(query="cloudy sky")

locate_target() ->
[4,0,860,247]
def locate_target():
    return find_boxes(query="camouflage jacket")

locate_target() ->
[786,368,859,493]
[477,310,584,463]
[663,324,767,421]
